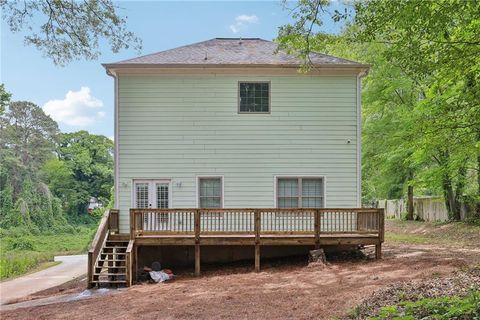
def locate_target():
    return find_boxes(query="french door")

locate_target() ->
[133,180,170,209]
[133,180,170,229]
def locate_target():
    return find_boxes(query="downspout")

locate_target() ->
[356,69,369,207]
[106,69,119,209]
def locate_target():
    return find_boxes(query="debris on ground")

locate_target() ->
[142,262,175,283]
[345,266,480,319]
[307,249,328,269]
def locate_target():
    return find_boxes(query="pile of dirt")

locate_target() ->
[345,266,480,319]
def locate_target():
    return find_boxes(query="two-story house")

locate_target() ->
[87,38,384,287]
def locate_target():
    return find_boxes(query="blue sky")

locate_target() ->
[1,1,344,138]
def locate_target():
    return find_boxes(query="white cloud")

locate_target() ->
[43,87,105,127]
[236,14,258,24]
[229,14,259,34]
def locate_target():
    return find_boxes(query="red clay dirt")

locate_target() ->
[2,241,479,320]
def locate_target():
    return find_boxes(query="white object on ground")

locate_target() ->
[149,271,173,283]
[0,255,87,305]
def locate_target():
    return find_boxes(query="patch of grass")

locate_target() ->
[385,220,480,247]
[385,233,430,244]
[0,226,96,280]
[369,290,480,320]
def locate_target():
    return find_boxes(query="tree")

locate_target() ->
[0,84,11,115]
[1,0,142,65]
[0,101,58,198]
[277,0,480,219]
[53,131,113,214]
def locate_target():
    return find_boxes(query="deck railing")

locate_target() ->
[130,208,384,239]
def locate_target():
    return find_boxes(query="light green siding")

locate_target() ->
[117,74,359,233]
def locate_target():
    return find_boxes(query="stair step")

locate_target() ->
[103,246,127,249]
[95,273,126,276]
[98,259,126,263]
[96,266,126,269]
[90,280,127,284]
[101,252,126,255]
[106,240,129,243]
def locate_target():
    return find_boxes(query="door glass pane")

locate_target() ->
[156,183,169,208]
[135,183,149,208]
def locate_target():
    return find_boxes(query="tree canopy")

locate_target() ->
[1,0,142,65]
[277,0,480,220]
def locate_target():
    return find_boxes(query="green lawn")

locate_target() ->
[0,226,96,280]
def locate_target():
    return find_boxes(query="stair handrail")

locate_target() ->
[87,208,114,287]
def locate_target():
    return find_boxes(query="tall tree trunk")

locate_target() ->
[442,173,457,220]
[407,184,414,220]
[454,165,467,221]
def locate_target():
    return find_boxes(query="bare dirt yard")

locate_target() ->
[2,220,480,320]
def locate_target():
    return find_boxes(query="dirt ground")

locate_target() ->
[2,221,480,320]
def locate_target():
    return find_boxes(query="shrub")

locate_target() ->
[8,238,35,251]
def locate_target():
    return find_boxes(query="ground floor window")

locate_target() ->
[276,177,324,208]
[198,177,223,208]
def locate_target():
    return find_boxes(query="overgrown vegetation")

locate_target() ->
[0,226,95,280]
[0,87,113,279]
[277,0,480,221]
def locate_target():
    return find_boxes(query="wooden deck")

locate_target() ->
[88,208,384,287]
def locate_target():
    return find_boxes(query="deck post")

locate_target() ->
[255,245,260,272]
[375,243,382,259]
[254,210,261,272]
[129,209,135,240]
[195,245,201,276]
[314,210,321,249]
[194,210,201,276]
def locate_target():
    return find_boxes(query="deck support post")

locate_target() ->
[375,243,382,259]
[314,210,321,249]
[194,209,201,276]
[255,245,260,272]
[254,210,261,272]
[195,244,201,276]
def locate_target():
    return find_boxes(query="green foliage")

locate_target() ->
[277,0,480,219]
[0,226,96,279]
[370,290,480,320]
[0,84,11,115]
[0,0,142,66]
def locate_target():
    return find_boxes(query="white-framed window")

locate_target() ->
[276,177,325,208]
[197,176,223,208]
[238,81,270,113]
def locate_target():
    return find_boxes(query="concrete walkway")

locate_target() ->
[0,255,87,305]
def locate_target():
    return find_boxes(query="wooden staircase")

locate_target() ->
[88,209,134,288]
[91,239,129,287]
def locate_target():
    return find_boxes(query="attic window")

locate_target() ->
[238,82,270,113]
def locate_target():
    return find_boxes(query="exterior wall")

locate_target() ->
[117,74,359,233]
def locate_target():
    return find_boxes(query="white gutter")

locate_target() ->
[356,70,369,207]
[106,70,119,209]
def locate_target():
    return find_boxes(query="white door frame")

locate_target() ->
[132,179,172,208]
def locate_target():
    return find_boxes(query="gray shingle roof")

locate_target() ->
[105,38,366,68]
